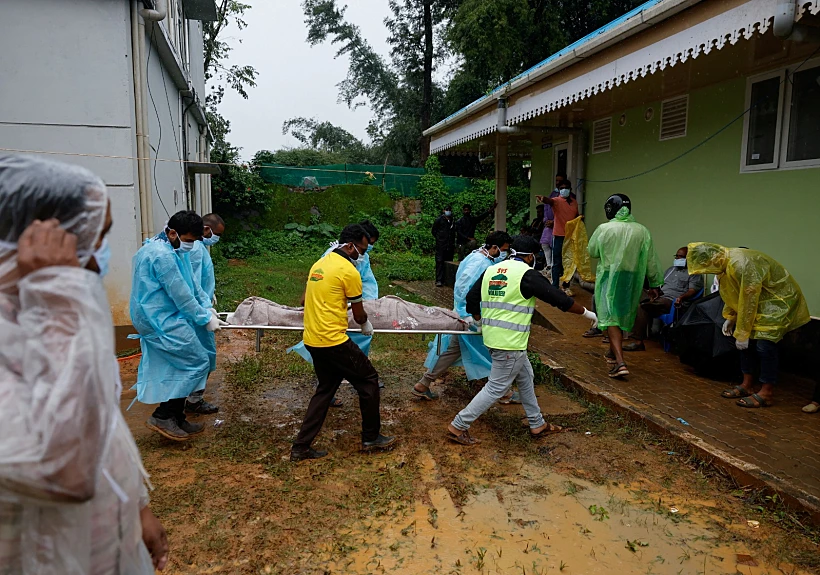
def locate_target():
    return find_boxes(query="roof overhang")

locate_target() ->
[427,0,817,154]
[183,0,219,21]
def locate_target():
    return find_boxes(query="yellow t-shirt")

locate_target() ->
[303,251,363,348]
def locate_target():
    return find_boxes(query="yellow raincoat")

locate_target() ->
[588,207,663,331]
[561,216,595,284]
[687,243,810,343]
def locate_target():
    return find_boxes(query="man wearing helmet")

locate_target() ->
[588,194,663,378]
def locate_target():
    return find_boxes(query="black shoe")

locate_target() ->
[185,400,219,415]
[435,282,443,287]
[362,434,396,452]
[145,416,189,441]
[176,419,205,435]
[290,447,328,461]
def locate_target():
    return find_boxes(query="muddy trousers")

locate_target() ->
[451,349,545,431]
[293,339,381,449]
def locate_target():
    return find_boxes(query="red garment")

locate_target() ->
[551,197,579,236]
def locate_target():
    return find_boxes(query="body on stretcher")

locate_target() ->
[216,313,480,353]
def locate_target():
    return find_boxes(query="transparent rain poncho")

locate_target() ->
[0,154,153,574]
[687,242,810,343]
[588,207,663,331]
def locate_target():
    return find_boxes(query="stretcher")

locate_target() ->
[217,313,479,353]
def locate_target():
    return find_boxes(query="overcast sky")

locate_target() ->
[218,1,392,159]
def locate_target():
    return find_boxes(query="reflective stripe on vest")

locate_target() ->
[480,259,537,351]
[481,301,535,315]
[482,318,531,332]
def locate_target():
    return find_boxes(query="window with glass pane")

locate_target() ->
[745,77,781,166]
[786,65,820,162]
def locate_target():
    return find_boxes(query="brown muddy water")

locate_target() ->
[312,453,807,575]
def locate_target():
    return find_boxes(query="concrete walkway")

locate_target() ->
[397,280,820,522]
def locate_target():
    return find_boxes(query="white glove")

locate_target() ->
[471,322,482,334]
[736,339,749,351]
[582,307,598,329]
[206,308,227,332]
[462,315,475,327]
[360,320,374,336]
[212,295,218,307]
[722,319,735,337]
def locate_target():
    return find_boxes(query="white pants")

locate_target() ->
[541,242,553,269]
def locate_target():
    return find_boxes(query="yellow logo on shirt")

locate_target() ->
[310,268,324,282]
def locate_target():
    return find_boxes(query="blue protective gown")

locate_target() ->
[287,247,378,362]
[189,240,217,372]
[130,236,212,404]
[423,249,493,380]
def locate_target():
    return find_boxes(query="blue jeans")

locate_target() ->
[551,235,565,288]
[451,349,545,431]
[739,339,778,385]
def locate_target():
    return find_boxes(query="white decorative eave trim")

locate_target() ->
[796,0,820,19]
[430,0,782,154]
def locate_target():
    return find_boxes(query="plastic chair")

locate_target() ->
[659,285,705,352]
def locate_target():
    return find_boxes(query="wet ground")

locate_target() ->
[119,314,819,574]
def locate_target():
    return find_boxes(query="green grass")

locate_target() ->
[213,250,436,312]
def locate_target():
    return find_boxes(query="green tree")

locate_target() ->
[204,1,259,109]
[301,0,457,167]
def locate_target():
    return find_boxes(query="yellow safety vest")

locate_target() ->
[480,259,536,351]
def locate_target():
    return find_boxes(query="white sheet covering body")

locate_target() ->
[228,295,469,332]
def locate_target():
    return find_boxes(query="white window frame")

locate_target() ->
[780,58,820,170]
[741,58,820,172]
[590,117,612,154]
[658,94,689,141]
[740,69,785,172]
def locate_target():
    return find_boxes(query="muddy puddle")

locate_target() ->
[312,452,807,575]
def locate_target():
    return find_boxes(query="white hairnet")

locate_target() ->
[0,154,108,292]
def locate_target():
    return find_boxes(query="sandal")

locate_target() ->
[736,393,772,408]
[330,397,343,408]
[608,363,629,378]
[412,388,439,400]
[447,429,479,445]
[583,328,603,338]
[602,336,610,344]
[530,422,563,438]
[802,402,819,413]
[622,341,646,352]
[721,385,752,399]
[604,350,617,365]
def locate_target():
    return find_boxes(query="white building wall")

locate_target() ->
[0,0,212,326]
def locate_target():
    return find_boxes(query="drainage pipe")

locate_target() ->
[131,1,153,240]
[139,0,167,21]
[773,0,820,42]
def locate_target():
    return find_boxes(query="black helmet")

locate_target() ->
[604,194,631,220]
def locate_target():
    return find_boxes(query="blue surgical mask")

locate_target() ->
[559,189,570,198]
[444,210,452,217]
[673,258,687,268]
[177,241,195,254]
[202,234,220,246]
[93,238,111,278]
[366,244,374,253]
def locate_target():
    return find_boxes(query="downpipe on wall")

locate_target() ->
[774,0,820,42]
[132,0,153,240]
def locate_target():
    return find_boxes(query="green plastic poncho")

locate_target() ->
[560,216,595,284]
[687,242,810,343]
[588,207,663,331]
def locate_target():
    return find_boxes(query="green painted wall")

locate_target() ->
[574,77,820,315]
